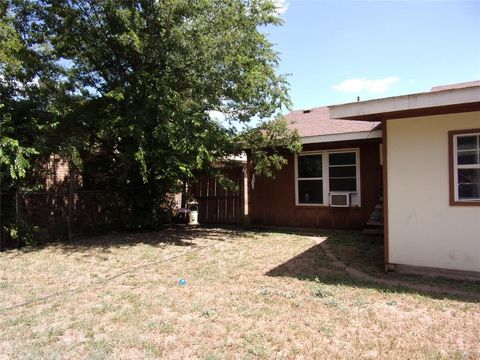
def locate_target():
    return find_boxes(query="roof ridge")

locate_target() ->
[284,104,381,138]
[289,105,328,113]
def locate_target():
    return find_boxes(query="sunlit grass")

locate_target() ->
[0,227,479,359]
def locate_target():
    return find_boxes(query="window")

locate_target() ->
[297,154,324,204]
[329,152,357,192]
[450,130,480,205]
[296,149,360,206]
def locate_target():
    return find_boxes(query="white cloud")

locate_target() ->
[333,77,399,94]
[273,0,289,14]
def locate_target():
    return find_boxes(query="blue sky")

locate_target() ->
[266,0,480,111]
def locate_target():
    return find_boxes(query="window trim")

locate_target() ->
[296,153,325,205]
[449,128,480,206]
[294,148,361,207]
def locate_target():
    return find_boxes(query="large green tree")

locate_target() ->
[2,0,300,229]
[0,1,73,189]
[0,7,34,186]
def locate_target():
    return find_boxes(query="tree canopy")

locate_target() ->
[1,0,300,228]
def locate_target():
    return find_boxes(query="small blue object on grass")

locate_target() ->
[179,278,187,286]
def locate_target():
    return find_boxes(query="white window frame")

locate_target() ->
[453,131,480,202]
[295,152,328,206]
[294,148,361,207]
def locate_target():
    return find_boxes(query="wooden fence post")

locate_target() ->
[67,168,75,242]
[0,191,3,251]
[15,190,20,248]
[0,118,3,250]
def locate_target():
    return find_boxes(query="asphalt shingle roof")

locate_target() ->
[284,106,381,138]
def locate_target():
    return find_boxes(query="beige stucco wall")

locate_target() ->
[387,111,480,272]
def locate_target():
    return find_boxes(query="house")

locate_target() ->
[329,80,480,276]
[248,106,384,229]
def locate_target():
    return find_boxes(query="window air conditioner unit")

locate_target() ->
[329,192,350,207]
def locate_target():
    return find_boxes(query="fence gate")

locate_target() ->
[193,166,245,225]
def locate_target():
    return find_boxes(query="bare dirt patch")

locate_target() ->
[1,227,479,359]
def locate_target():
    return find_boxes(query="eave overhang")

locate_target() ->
[300,130,382,144]
[329,86,480,121]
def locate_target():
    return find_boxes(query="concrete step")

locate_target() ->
[362,193,385,235]
[366,220,384,227]
[368,213,383,220]
[362,228,384,235]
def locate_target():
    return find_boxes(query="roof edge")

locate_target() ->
[301,129,382,144]
[329,85,480,121]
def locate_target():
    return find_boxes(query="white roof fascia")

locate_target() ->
[301,130,382,144]
[329,86,480,119]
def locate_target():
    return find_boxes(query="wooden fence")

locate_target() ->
[0,165,249,249]
[192,166,246,225]
[0,190,118,250]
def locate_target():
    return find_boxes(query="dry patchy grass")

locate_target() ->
[0,227,479,359]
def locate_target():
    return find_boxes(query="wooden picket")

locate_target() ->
[192,167,245,225]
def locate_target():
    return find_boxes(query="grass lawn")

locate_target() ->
[1,227,479,359]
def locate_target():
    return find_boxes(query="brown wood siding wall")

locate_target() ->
[248,139,382,229]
